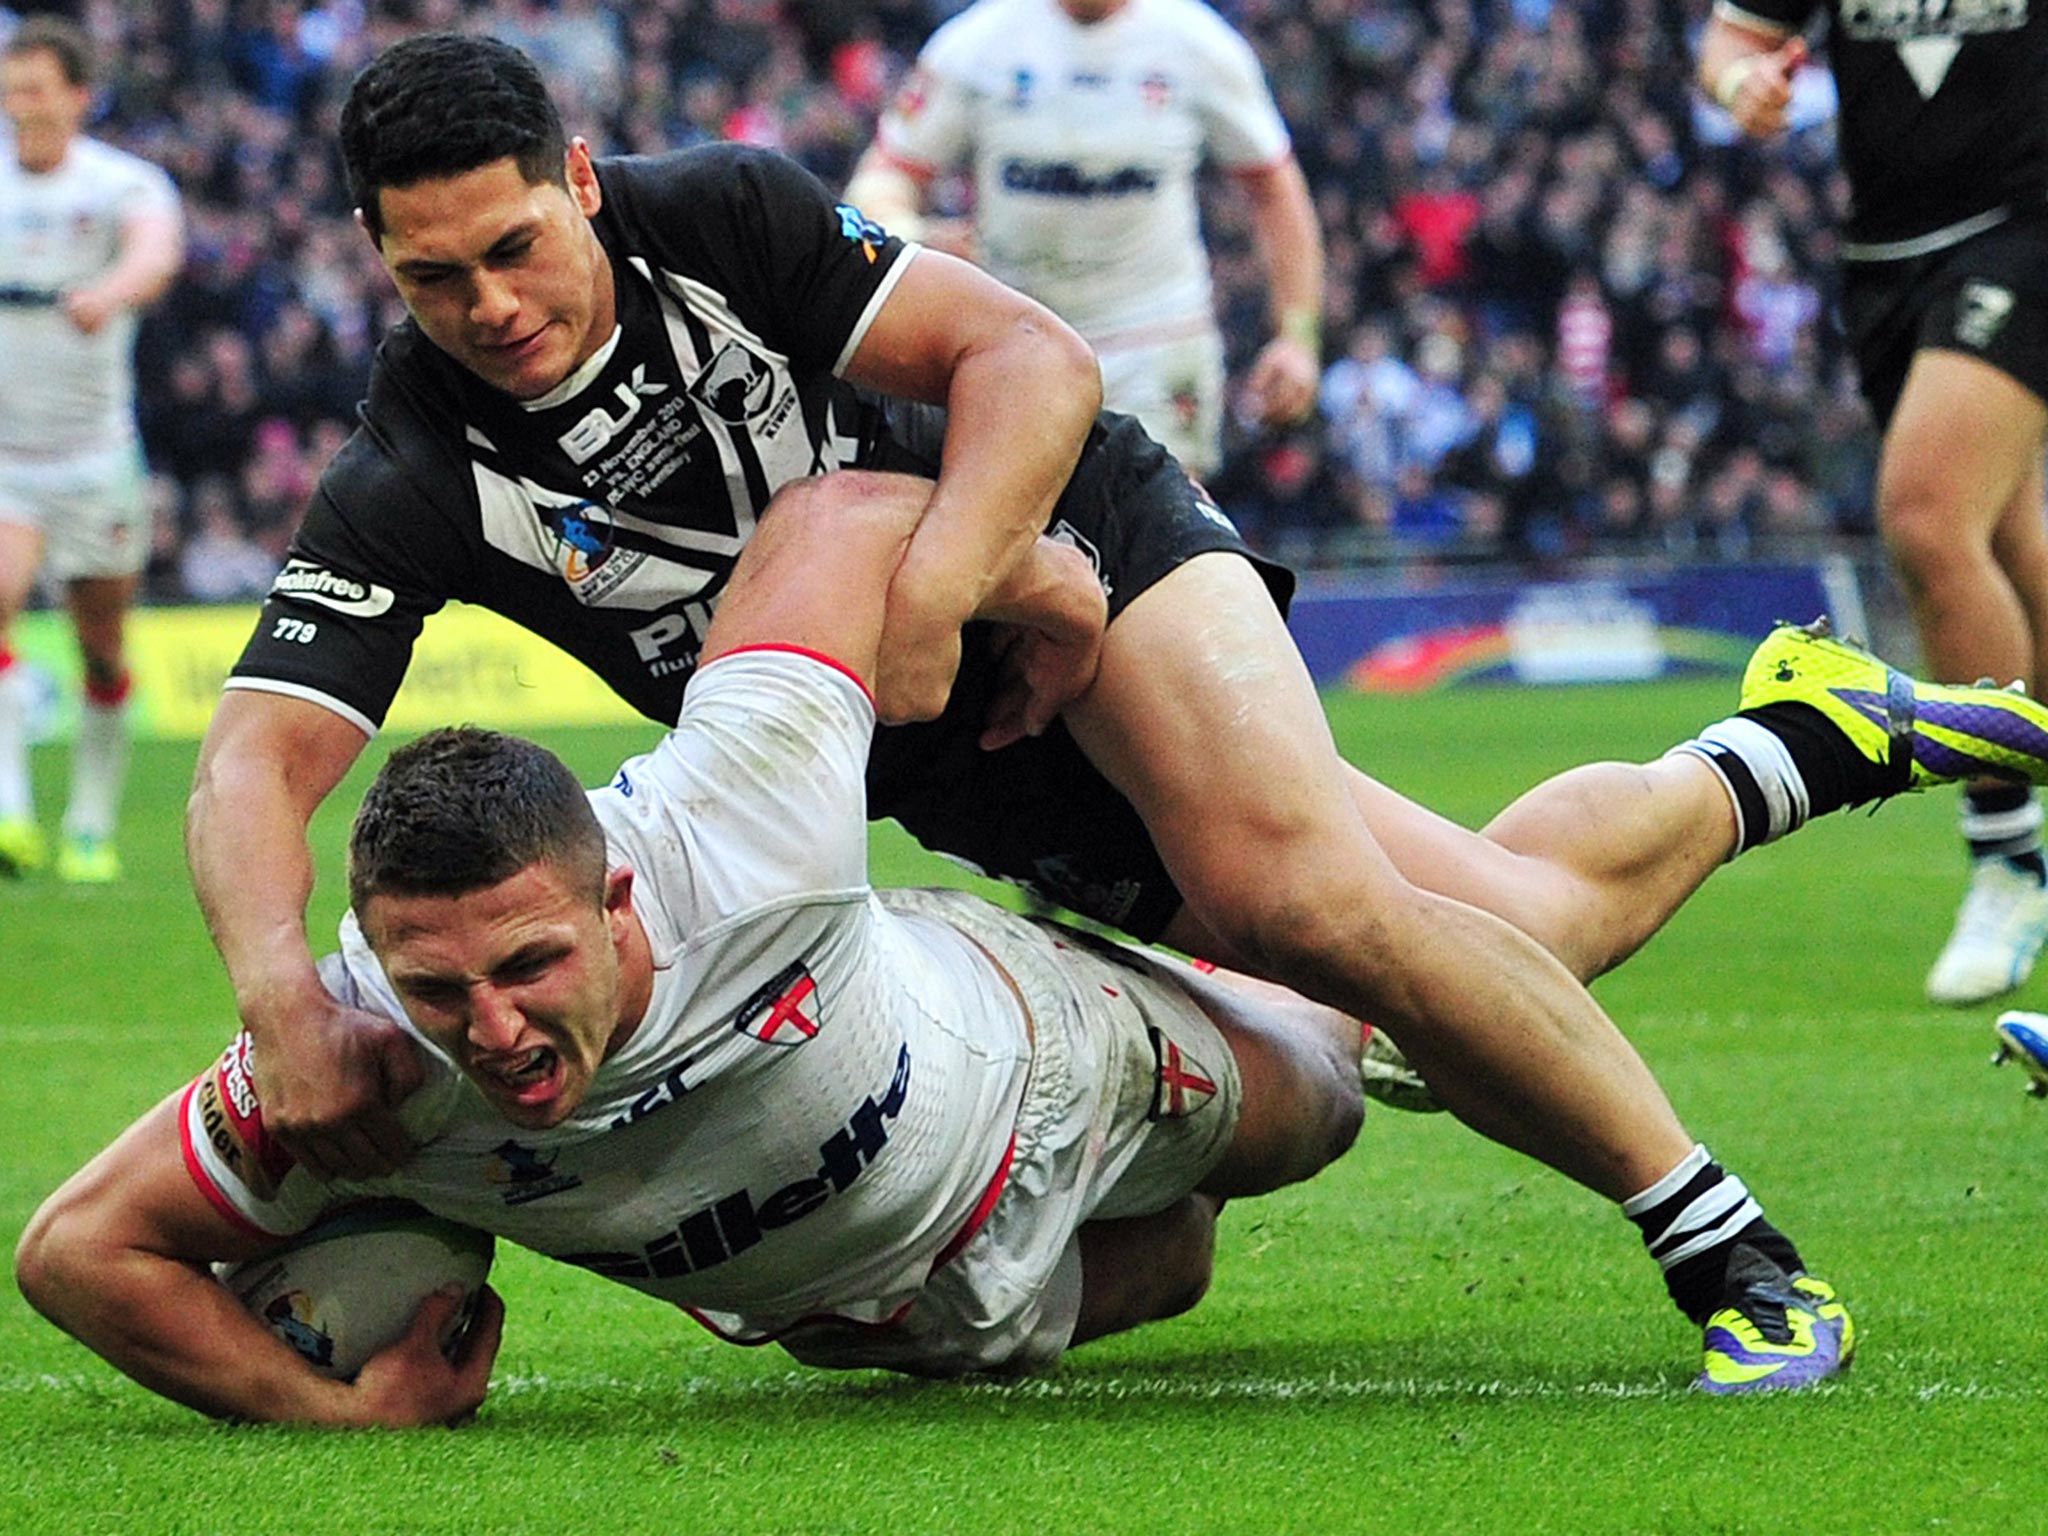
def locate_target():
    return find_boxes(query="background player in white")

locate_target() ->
[16,474,1372,1425]
[844,0,1322,478]
[1702,3,2048,1003]
[0,15,182,883]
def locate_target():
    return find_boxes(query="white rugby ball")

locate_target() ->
[215,1201,494,1381]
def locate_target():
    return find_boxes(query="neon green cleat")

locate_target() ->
[55,835,121,884]
[0,816,45,878]
[1741,617,2048,790]
[1698,1262,1856,1396]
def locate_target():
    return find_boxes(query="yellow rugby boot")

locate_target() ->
[55,834,120,884]
[1741,617,2048,790]
[0,816,45,878]
[1698,1250,1856,1396]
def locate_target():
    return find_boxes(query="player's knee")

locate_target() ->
[1214,1012,1363,1198]
[1184,867,1400,1006]
[1266,1038,1364,1191]
[1880,486,1980,585]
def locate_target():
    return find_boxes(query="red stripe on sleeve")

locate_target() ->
[708,644,876,708]
[177,1078,277,1241]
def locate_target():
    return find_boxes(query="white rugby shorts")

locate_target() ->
[1095,325,1227,481]
[774,889,1243,1376]
[0,440,150,580]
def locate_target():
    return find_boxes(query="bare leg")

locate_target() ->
[0,520,45,828]
[1990,457,2048,692]
[62,573,138,849]
[1071,1195,1219,1348]
[1880,350,2048,999]
[1335,755,1736,983]
[1878,350,2048,694]
[1067,552,1693,1201]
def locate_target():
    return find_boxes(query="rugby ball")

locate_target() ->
[215,1200,494,1381]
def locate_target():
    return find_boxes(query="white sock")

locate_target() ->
[0,658,30,821]
[64,694,129,841]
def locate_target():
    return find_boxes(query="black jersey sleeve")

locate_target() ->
[596,145,913,378]
[227,424,460,734]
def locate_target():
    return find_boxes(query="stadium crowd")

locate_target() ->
[8,0,1873,595]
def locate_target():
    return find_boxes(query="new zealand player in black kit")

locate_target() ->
[1704,2,2048,1007]
[186,33,1932,1390]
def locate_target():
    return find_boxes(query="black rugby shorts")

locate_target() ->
[1842,209,2048,429]
[864,414,1294,941]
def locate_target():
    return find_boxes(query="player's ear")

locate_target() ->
[565,139,602,218]
[351,205,382,251]
[604,865,635,923]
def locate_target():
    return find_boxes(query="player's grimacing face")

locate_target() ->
[370,142,616,401]
[363,860,637,1130]
[0,49,89,168]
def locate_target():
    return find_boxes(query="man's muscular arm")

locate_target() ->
[841,250,1103,725]
[186,691,422,1180]
[15,1095,502,1426]
[1236,156,1324,429]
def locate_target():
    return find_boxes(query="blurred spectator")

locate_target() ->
[20,0,1877,596]
[178,474,281,600]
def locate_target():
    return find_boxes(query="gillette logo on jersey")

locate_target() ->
[560,1045,911,1280]
[999,159,1160,199]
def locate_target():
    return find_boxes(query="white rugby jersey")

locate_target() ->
[183,646,1033,1341]
[875,0,1290,344]
[0,135,179,455]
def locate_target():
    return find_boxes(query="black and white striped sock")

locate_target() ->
[1963,783,2046,881]
[1622,1144,1804,1321]
[1669,718,1811,855]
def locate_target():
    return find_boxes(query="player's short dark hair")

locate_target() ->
[348,727,606,915]
[5,15,94,87]
[339,32,567,243]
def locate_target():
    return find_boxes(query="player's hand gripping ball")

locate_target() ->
[215,1201,494,1380]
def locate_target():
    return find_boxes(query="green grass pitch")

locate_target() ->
[4,678,2045,1534]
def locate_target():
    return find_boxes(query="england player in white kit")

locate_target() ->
[0,17,182,883]
[18,473,1366,1424]
[847,0,1323,477]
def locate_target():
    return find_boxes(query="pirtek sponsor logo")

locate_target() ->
[559,1044,910,1281]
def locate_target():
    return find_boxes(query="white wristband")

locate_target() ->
[1713,55,1761,110]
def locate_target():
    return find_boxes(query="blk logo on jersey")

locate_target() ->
[735,960,823,1045]
[689,342,775,424]
[559,364,669,465]
[487,1139,585,1206]
[1147,1025,1219,1121]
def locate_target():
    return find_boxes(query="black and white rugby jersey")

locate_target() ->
[1717,0,2048,258]
[229,143,940,733]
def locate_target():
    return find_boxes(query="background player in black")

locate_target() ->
[1703,3,2048,1004]
[189,34,1889,1387]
